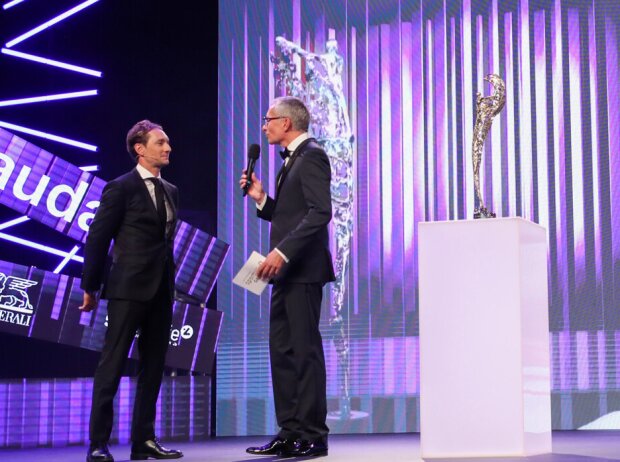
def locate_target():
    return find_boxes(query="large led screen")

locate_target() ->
[218,0,620,435]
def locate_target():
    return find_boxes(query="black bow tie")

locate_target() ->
[279,148,291,161]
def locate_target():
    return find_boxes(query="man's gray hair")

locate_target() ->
[272,96,310,132]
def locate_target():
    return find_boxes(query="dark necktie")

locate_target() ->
[147,177,167,226]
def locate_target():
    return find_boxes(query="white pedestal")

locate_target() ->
[418,218,551,458]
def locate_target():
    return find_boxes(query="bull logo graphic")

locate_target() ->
[0,272,38,314]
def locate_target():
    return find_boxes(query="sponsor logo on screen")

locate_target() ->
[0,271,37,327]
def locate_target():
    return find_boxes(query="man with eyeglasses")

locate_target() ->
[240,96,334,458]
[80,120,182,461]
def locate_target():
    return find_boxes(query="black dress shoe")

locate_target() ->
[279,439,328,458]
[130,438,183,460]
[87,442,114,462]
[246,436,295,455]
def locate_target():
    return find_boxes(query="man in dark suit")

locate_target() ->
[241,97,334,458]
[79,120,183,461]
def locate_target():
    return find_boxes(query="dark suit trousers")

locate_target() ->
[89,269,172,443]
[270,282,329,442]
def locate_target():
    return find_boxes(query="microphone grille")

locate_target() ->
[248,144,261,160]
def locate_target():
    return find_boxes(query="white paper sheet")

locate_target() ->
[232,251,269,295]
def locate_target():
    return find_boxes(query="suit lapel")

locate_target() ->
[161,179,177,223]
[132,169,159,219]
[133,168,177,224]
[275,138,314,198]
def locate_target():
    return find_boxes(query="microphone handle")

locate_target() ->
[243,158,256,197]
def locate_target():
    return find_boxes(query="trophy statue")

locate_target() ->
[472,74,506,219]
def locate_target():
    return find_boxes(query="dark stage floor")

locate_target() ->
[0,432,618,462]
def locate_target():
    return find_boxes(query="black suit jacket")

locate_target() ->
[258,138,335,284]
[81,168,178,301]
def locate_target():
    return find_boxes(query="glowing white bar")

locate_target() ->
[79,165,99,172]
[0,90,97,107]
[6,0,100,48]
[3,0,25,10]
[380,24,393,256]
[505,13,517,215]
[0,120,97,151]
[589,5,601,281]
[402,22,413,251]
[451,18,458,218]
[0,232,84,262]
[1,48,102,77]
[0,216,30,230]
[534,11,549,230]
[426,20,435,221]
[491,0,502,215]
[519,0,533,220]
[462,0,474,217]
[568,8,585,287]
[53,245,81,274]
[476,15,485,209]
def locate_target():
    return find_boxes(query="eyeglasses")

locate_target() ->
[262,116,287,124]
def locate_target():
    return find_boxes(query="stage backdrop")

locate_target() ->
[217,0,620,435]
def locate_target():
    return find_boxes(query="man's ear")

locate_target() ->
[283,117,292,132]
[134,143,145,156]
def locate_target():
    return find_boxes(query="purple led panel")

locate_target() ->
[218,0,620,434]
[0,376,211,448]
[0,259,222,374]
[0,127,229,304]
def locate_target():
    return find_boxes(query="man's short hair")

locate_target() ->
[272,96,310,132]
[126,120,162,162]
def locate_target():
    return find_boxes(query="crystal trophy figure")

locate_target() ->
[271,37,355,421]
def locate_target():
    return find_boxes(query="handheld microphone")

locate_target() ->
[243,144,261,197]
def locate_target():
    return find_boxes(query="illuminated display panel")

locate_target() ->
[217,0,620,434]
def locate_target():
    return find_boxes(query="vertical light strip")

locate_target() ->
[380,24,393,257]
[534,11,549,229]
[462,0,474,217]
[505,13,517,216]
[490,0,502,214]
[568,8,586,289]
[552,0,570,342]
[402,22,413,252]
[588,4,601,283]
[351,26,359,314]
[435,7,448,221]
[476,15,486,208]
[412,7,425,323]
[519,0,533,219]
[426,20,435,221]
[241,4,249,435]
[451,17,458,219]
[476,15,484,95]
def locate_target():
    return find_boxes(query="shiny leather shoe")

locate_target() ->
[279,439,328,458]
[130,438,183,459]
[246,436,295,455]
[87,442,114,462]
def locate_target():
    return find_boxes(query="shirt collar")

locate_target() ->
[136,163,161,180]
[283,132,309,156]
